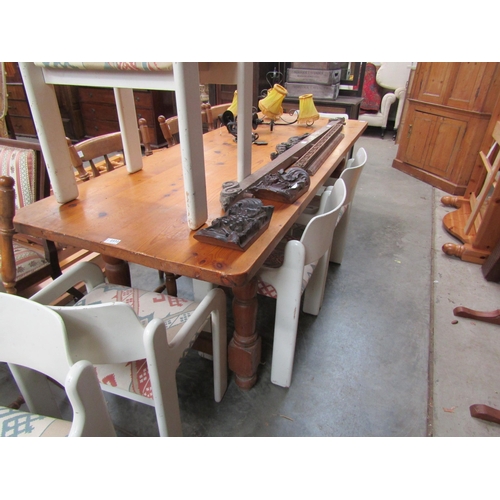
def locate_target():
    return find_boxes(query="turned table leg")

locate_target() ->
[228,277,262,390]
[102,255,131,286]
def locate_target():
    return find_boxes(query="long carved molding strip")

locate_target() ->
[194,198,274,251]
[220,120,344,210]
[294,126,345,175]
[249,167,310,204]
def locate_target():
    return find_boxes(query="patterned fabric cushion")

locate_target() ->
[360,63,383,112]
[257,262,317,299]
[75,284,199,399]
[36,62,173,72]
[0,406,72,437]
[0,146,37,209]
[0,241,49,281]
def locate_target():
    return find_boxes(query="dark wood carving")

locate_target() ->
[219,120,344,210]
[249,167,310,203]
[194,198,274,251]
[294,125,345,175]
[270,133,310,160]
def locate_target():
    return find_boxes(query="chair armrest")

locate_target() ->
[394,87,407,130]
[379,92,397,116]
[30,262,105,304]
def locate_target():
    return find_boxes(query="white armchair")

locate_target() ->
[359,62,411,138]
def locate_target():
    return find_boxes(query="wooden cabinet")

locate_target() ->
[78,87,177,147]
[393,62,500,195]
[4,62,37,137]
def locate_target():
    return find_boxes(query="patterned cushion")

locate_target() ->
[257,234,317,299]
[0,146,37,209]
[360,63,382,112]
[36,62,173,72]
[75,284,199,400]
[257,262,317,299]
[0,241,49,281]
[0,406,72,437]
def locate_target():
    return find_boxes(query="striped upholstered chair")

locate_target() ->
[0,139,61,295]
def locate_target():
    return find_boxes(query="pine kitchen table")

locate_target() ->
[13,118,367,389]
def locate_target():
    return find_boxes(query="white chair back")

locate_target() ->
[340,147,367,206]
[51,302,148,365]
[300,178,346,265]
[0,292,116,436]
[1,294,72,385]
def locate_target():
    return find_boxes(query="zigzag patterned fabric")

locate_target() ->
[75,284,199,399]
[35,62,173,72]
[0,407,71,437]
[0,146,36,209]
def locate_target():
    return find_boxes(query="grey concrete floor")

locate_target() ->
[1,127,499,437]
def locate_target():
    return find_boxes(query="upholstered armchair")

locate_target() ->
[359,62,411,138]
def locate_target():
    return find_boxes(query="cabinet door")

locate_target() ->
[403,110,436,168]
[445,62,495,111]
[404,109,467,178]
[414,63,453,105]
[425,115,467,178]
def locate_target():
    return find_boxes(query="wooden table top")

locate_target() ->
[14,119,367,287]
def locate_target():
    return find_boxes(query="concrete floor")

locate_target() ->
[2,127,500,437]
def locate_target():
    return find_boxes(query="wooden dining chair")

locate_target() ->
[256,179,347,388]
[158,103,228,147]
[28,261,228,437]
[203,103,230,131]
[0,293,116,437]
[0,139,65,296]
[158,115,180,147]
[68,118,154,182]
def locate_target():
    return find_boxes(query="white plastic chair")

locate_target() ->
[256,179,347,387]
[0,293,116,437]
[297,147,367,264]
[28,261,228,437]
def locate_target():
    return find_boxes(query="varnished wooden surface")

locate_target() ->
[14,119,367,288]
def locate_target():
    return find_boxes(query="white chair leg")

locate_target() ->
[270,282,302,388]
[193,279,215,337]
[144,319,183,437]
[302,252,329,316]
[330,207,351,264]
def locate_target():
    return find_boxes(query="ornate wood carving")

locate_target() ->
[194,198,274,251]
[219,120,344,210]
[294,125,345,175]
[249,167,310,203]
